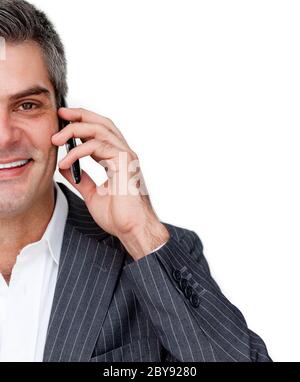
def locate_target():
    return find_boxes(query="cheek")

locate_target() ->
[23,116,58,160]
[35,121,58,150]
[30,132,58,163]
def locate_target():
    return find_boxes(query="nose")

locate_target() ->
[0,109,21,147]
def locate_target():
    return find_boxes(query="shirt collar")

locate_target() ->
[42,181,69,265]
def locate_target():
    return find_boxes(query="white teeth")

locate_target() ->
[0,159,30,169]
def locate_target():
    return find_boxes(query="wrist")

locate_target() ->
[119,220,170,261]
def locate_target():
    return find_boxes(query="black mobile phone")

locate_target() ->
[58,97,82,184]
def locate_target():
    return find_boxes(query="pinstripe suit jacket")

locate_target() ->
[42,182,272,362]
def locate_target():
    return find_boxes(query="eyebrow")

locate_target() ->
[9,86,51,101]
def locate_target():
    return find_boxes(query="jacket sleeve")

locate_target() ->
[123,224,272,362]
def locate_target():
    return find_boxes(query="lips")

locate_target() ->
[0,159,33,179]
[0,159,32,170]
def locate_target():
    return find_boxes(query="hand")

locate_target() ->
[52,107,170,260]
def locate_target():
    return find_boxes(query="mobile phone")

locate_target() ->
[58,97,82,184]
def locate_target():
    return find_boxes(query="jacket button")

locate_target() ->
[190,293,200,308]
[185,285,193,299]
[172,269,182,282]
[180,278,188,291]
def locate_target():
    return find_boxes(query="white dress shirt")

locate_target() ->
[0,181,68,362]
[0,181,167,362]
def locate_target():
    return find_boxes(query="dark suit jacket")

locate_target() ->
[42,182,272,362]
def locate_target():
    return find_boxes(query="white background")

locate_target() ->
[32,0,300,361]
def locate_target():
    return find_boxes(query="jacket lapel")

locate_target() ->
[43,182,126,362]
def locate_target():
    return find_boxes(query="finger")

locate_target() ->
[58,167,97,203]
[52,121,130,151]
[58,107,126,141]
[58,139,120,169]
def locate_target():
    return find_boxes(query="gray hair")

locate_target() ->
[0,0,68,108]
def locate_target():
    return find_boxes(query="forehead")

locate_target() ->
[0,40,54,100]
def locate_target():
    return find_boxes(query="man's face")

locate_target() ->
[0,40,59,218]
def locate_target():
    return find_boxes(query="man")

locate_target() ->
[0,0,271,362]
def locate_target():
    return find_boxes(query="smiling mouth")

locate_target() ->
[0,159,33,170]
[0,159,33,178]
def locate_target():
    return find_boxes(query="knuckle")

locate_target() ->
[105,117,114,125]
[130,150,138,160]
[101,129,111,140]
[101,139,112,150]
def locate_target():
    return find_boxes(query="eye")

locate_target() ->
[18,102,39,111]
